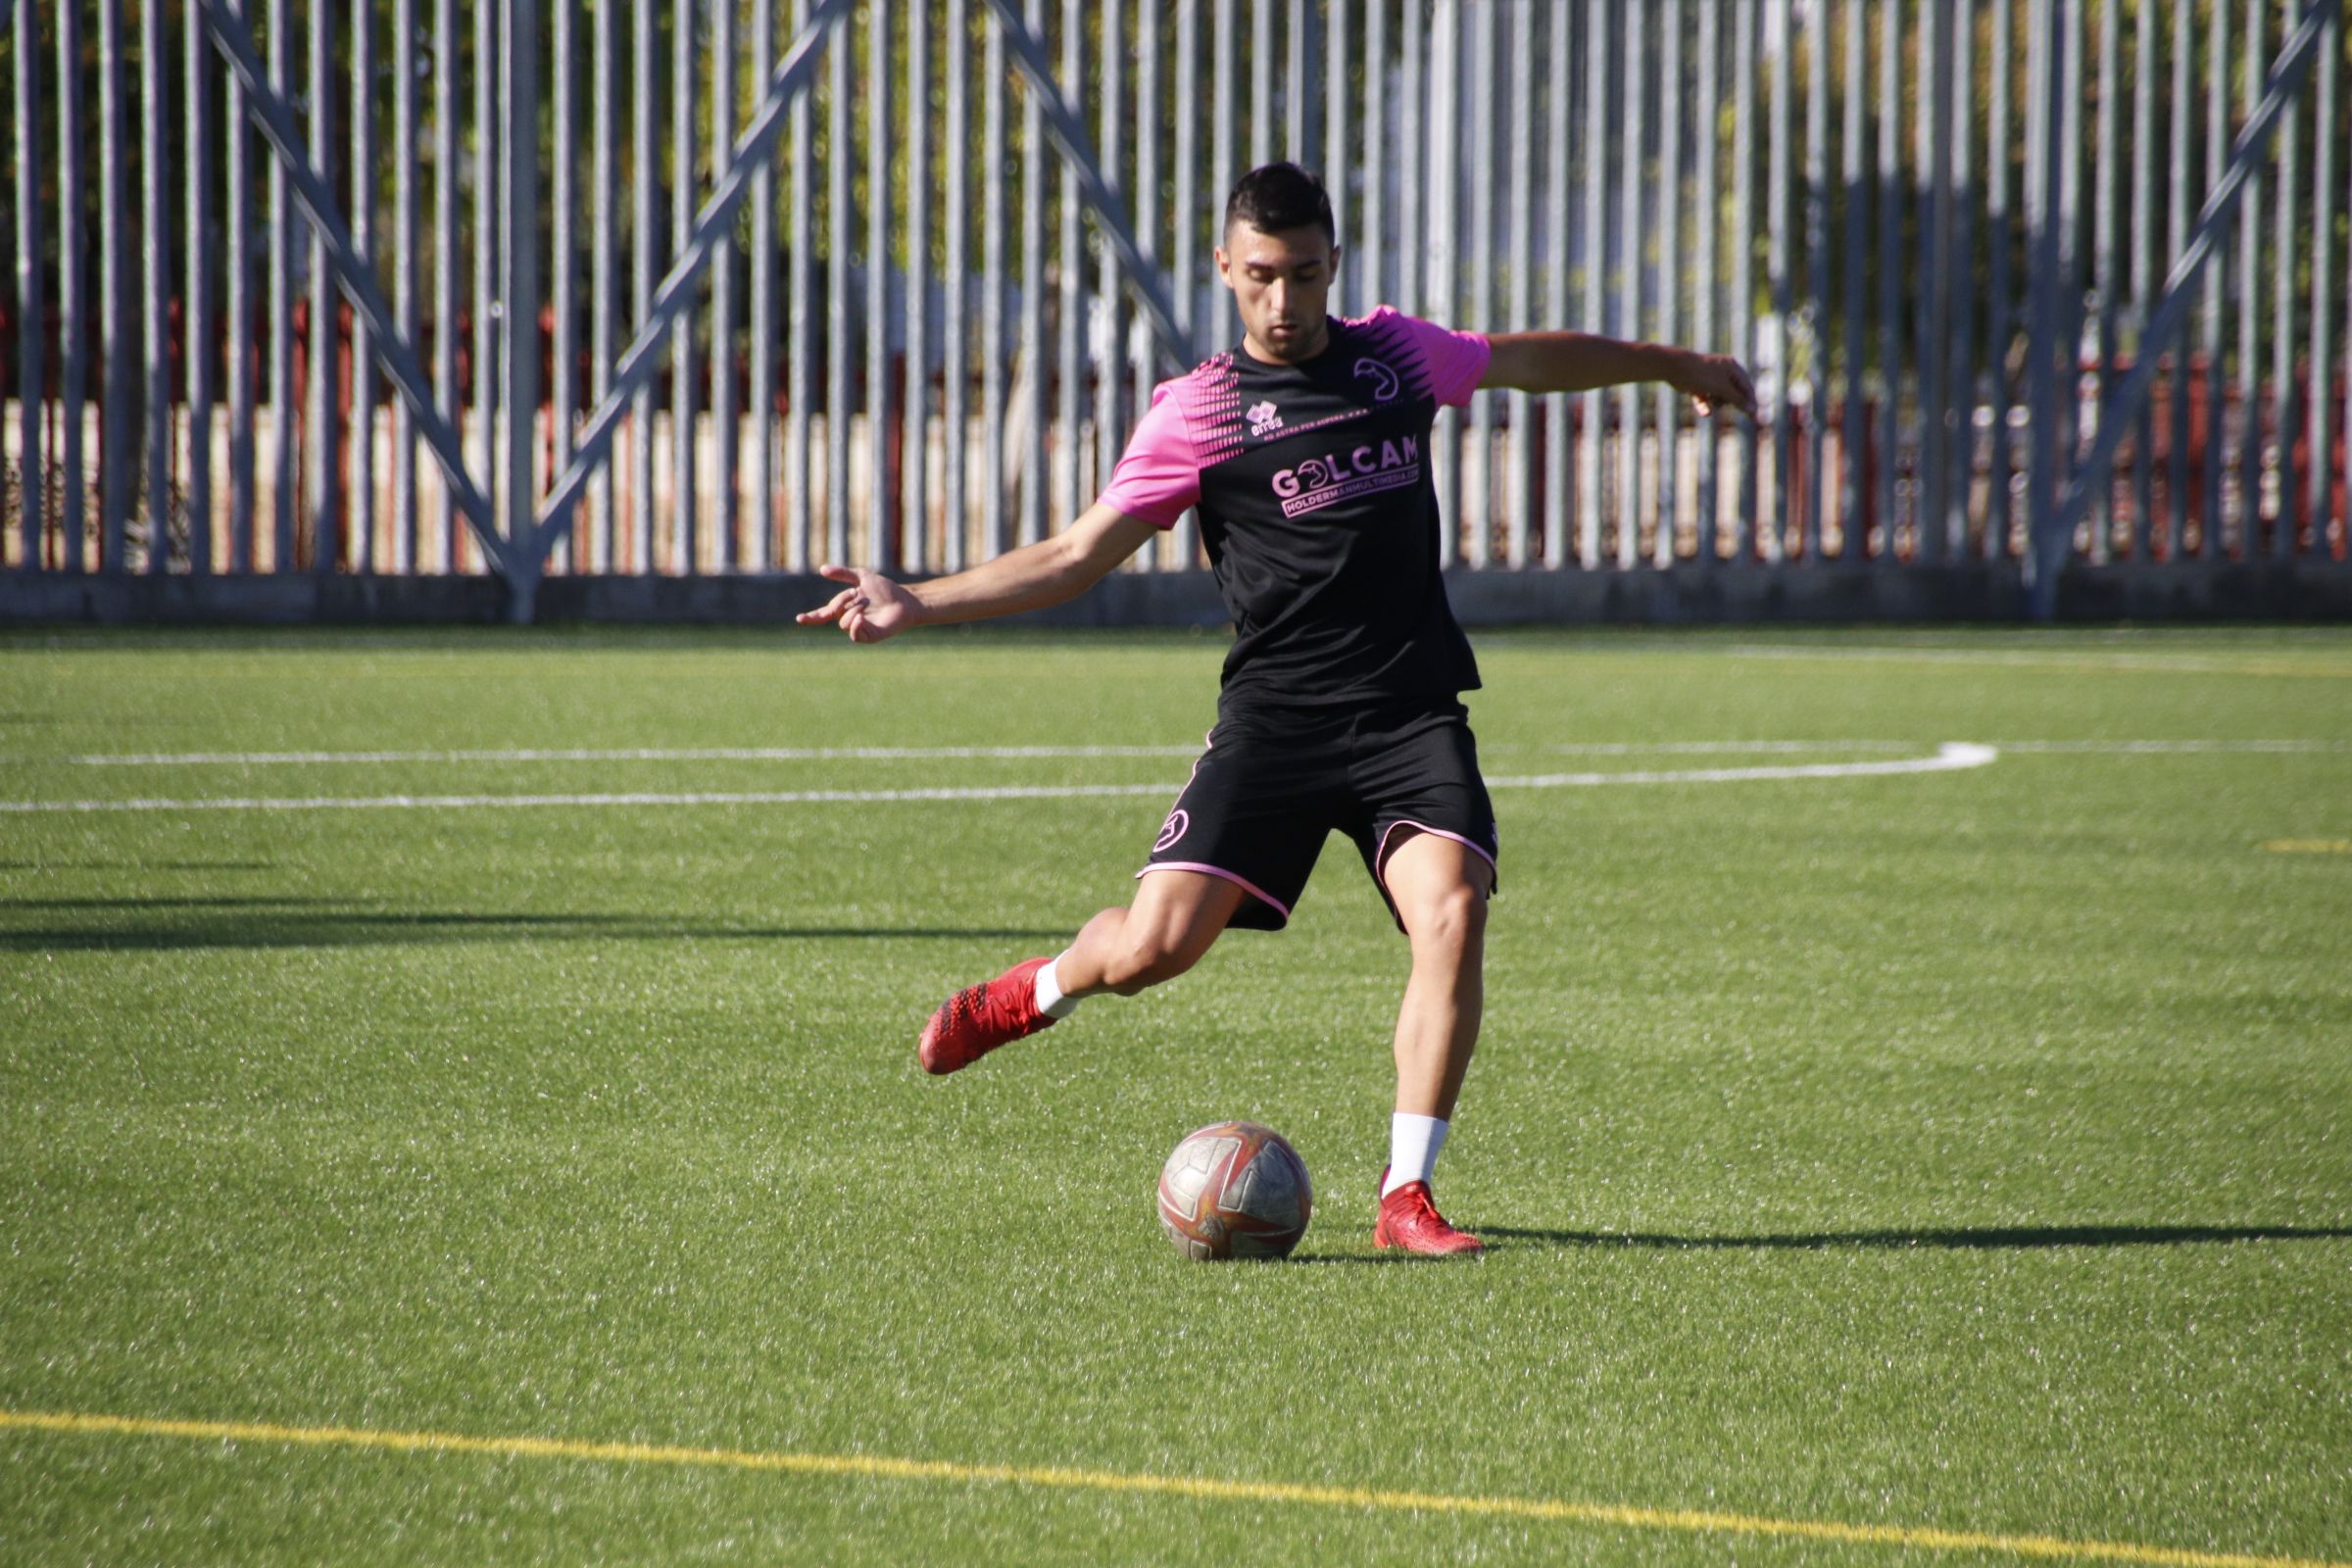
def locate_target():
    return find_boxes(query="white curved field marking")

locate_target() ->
[0,744,1999,813]
[1489,742,1998,789]
[14,739,2336,768]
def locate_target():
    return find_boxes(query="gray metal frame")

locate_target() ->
[7,0,2349,623]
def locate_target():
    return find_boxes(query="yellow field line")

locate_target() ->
[3,1408,2343,1568]
[2261,839,2352,856]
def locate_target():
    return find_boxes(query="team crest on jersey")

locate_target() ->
[1246,400,1285,438]
[1352,356,1401,404]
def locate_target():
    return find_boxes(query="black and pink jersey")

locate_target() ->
[1098,306,1492,709]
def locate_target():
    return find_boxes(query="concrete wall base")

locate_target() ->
[4,562,2347,628]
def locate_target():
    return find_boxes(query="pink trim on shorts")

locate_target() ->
[1375,819,1499,884]
[1136,860,1294,922]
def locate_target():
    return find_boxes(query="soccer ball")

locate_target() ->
[1155,1120,1313,1260]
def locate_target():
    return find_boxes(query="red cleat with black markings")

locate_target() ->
[917,956,1057,1075]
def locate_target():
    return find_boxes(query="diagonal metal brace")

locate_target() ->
[532,0,853,561]
[2035,0,2337,614]
[198,0,505,578]
[982,0,1194,375]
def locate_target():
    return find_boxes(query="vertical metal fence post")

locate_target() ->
[1398,0,1420,317]
[1732,0,1757,558]
[1018,0,1046,547]
[983,4,1007,558]
[1056,0,1082,533]
[2235,0,2265,557]
[634,0,660,572]
[1505,0,1534,569]
[504,0,541,612]
[787,0,814,570]
[1944,0,1977,563]
[306,0,336,572]
[1915,0,1946,564]
[2270,1,2302,560]
[827,8,851,563]
[1173,0,1199,567]
[395,0,422,572]
[712,0,740,569]
[2307,4,2340,554]
[870,0,897,568]
[186,0,215,573]
[1694,0,1720,563]
[353,0,377,572]
[470,0,496,571]
[142,0,170,576]
[946,0,970,572]
[1324,0,1348,315]
[676,0,703,572]
[1617,0,1643,568]
[1986,0,2016,561]
[2201,0,2230,561]
[908,0,933,571]
[1765,0,1789,564]
[1466,0,1496,569]
[1250,0,1272,169]
[1873,0,1900,558]
[1362,0,1386,312]
[2163,0,2191,560]
[9,0,40,569]
[1097,0,1123,498]
[101,0,131,572]
[63,0,90,570]
[1656,0,1684,568]
[1800,0,1825,561]
[1840,0,1866,557]
[1544,2,1572,568]
[1580,0,1606,569]
[1213,0,1237,345]
[551,0,576,576]
[1428,0,1460,565]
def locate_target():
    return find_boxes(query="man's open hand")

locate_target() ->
[795,564,921,643]
[1674,352,1758,419]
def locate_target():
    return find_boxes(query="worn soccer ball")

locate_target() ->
[1155,1120,1313,1260]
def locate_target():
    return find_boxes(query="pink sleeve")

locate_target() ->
[1095,382,1200,528]
[1393,311,1492,407]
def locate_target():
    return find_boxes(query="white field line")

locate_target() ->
[1718,644,2352,677]
[0,744,2000,813]
[11,738,2342,767]
[35,745,1204,766]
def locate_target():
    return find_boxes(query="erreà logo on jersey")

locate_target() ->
[1247,400,1284,438]
[1268,436,1421,517]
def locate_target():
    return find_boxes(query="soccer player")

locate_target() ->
[800,163,1754,1255]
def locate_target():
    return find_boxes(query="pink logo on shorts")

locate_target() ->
[1153,808,1191,853]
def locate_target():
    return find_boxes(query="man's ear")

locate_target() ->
[1212,246,1231,281]
[1328,243,1343,277]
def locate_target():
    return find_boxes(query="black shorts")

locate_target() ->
[1140,699,1499,932]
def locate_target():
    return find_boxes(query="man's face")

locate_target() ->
[1215,222,1341,364]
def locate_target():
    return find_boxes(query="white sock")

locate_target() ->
[1033,952,1081,1019]
[1383,1113,1449,1196]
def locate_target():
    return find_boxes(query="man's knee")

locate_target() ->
[1399,878,1488,958]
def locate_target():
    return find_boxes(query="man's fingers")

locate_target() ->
[816,563,861,585]
[795,587,857,625]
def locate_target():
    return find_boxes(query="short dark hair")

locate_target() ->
[1223,162,1337,244]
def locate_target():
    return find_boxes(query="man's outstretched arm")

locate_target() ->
[1481,331,1757,418]
[795,503,1161,643]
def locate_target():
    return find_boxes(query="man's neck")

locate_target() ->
[1239,317,1333,367]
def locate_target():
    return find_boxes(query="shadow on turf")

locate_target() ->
[1478,1224,2352,1250]
[0,906,1069,949]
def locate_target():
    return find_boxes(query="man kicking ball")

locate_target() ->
[799,163,1754,1254]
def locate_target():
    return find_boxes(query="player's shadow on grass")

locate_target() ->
[0,902,1068,950]
[1478,1224,2352,1250]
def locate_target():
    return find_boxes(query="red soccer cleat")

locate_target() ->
[1373,1171,1485,1255]
[917,956,1058,1075]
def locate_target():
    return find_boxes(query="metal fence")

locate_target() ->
[3,0,2349,619]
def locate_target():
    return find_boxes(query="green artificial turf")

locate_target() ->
[1,624,2347,1566]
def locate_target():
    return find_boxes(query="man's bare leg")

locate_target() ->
[1370,830,1492,1254]
[1056,869,1248,998]
[1382,832,1494,1118]
[919,872,1245,1074]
